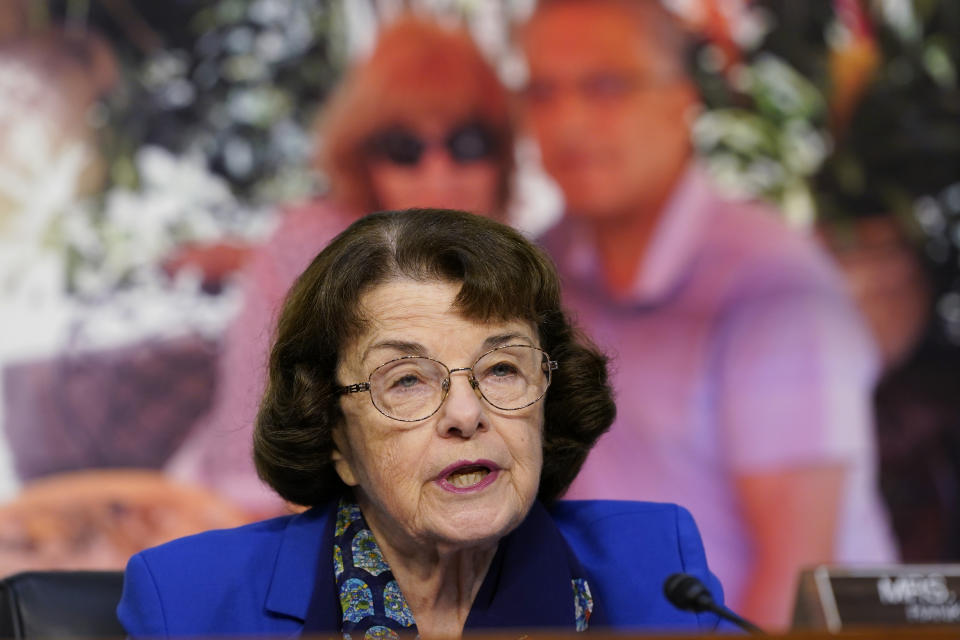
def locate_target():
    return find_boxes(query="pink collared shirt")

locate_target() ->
[544,167,897,606]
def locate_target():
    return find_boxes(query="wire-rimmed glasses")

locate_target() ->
[337,344,558,422]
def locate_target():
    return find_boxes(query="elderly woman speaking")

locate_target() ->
[118,210,727,638]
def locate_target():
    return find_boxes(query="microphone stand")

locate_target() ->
[664,572,766,635]
[705,602,764,635]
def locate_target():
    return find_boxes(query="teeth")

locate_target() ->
[448,470,489,488]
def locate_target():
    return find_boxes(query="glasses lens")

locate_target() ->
[474,346,552,410]
[368,129,424,166]
[370,357,447,421]
[446,123,496,163]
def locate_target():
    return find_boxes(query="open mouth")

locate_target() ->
[447,465,490,488]
[437,460,499,493]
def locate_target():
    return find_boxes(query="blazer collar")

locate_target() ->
[264,504,335,621]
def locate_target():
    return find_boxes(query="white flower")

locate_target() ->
[781,119,830,176]
[1,136,273,361]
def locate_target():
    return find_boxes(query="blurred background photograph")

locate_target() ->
[1,0,959,632]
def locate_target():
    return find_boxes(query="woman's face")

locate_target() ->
[366,119,502,217]
[333,279,544,554]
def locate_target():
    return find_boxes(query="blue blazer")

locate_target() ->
[118,500,728,636]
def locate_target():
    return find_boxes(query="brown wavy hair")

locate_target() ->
[316,17,514,217]
[254,209,615,506]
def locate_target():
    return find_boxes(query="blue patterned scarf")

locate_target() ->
[302,495,601,638]
[333,499,416,636]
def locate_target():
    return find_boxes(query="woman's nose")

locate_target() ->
[419,146,461,181]
[436,372,487,439]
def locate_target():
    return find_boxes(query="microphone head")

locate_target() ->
[663,572,716,613]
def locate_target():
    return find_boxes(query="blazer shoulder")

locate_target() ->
[551,500,707,572]
[118,512,322,637]
[550,500,724,631]
[136,515,292,581]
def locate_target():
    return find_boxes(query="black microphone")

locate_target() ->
[664,572,765,634]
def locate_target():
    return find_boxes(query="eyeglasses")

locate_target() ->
[338,344,558,422]
[522,72,683,105]
[365,122,498,167]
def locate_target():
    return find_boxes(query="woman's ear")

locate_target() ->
[330,429,358,487]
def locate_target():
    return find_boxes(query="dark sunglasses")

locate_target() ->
[366,122,498,166]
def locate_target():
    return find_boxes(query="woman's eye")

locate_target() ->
[391,374,422,389]
[489,362,519,377]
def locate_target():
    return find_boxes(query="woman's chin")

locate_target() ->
[425,490,531,548]
[429,515,516,549]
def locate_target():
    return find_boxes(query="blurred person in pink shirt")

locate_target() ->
[166,15,513,516]
[519,0,896,629]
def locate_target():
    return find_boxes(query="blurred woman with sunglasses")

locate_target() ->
[166,16,514,516]
[321,19,512,217]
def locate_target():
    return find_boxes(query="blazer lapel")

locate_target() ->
[264,504,336,623]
